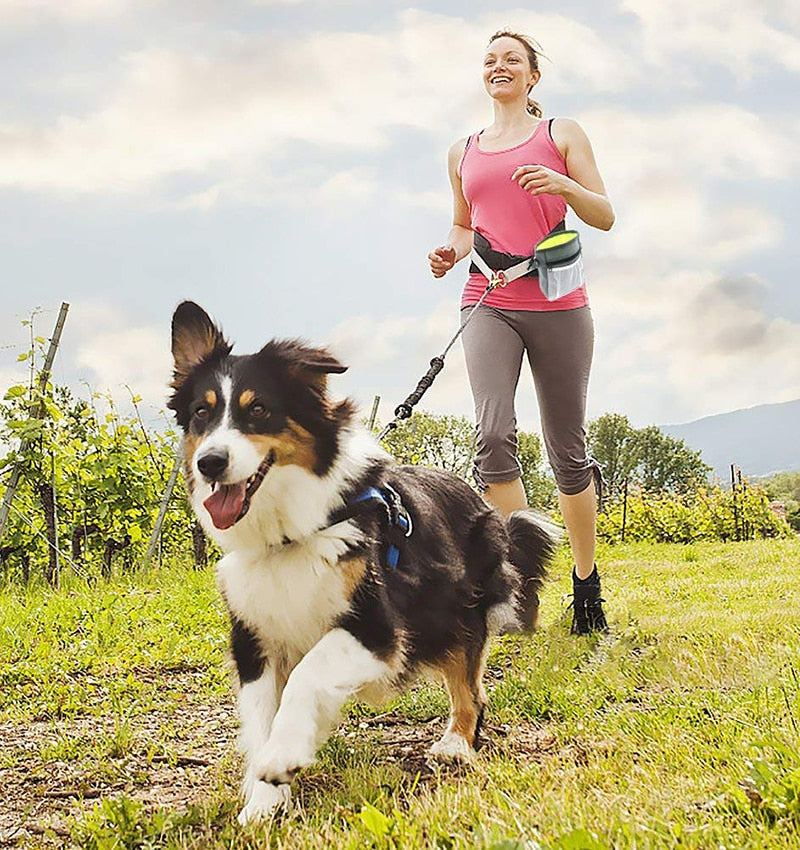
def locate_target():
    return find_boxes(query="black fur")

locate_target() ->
[168,301,557,820]
[230,616,265,684]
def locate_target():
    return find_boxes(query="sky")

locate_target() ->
[1,0,798,437]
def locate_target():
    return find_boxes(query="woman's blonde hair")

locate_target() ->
[488,30,544,118]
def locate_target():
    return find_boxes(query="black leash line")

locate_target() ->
[378,275,503,441]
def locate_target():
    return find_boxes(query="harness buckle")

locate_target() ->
[490,269,508,288]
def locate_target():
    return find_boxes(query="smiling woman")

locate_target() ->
[427,29,615,636]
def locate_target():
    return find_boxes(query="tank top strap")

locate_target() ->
[458,131,481,176]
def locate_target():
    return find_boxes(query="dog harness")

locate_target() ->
[328,483,413,569]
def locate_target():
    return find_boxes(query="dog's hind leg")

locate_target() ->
[428,642,488,763]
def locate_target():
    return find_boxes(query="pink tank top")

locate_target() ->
[459,119,588,311]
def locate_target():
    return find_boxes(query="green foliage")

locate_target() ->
[597,483,793,543]
[380,411,476,475]
[587,413,711,500]
[380,410,555,509]
[0,326,195,584]
[762,471,800,531]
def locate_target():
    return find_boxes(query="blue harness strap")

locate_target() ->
[353,484,413,569]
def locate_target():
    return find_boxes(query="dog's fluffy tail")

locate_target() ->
[507,510,561,632]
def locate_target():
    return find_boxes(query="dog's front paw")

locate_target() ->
[253,737,315,785]
[238,780,291,826]
[428,731,475,764]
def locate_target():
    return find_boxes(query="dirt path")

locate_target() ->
[1,690,561,847]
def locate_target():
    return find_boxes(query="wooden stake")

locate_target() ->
[0,302,70,541]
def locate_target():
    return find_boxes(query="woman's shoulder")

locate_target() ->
[447,135,474,176]
[548,117,591,151]
[448,135,472,159]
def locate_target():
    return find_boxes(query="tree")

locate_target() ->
[517,430,556,509]
[631,425,711,494]
[763,471,800,531]
[380,411,554,508]
[586,413,638,500]
[587,413,711,501]
[1,380,194,584]
[381,411,476,475]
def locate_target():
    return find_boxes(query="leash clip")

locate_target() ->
[490,269,508,288]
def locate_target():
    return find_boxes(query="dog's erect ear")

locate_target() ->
[294,349,348,377]
[171,301,232,388]
[261,340,347,393]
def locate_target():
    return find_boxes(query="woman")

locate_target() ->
[428,30,614,635]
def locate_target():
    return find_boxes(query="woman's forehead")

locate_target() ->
[485,37,526,57]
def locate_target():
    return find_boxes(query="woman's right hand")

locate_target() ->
[428,245,457,278]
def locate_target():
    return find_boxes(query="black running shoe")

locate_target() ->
[570,566,609,636]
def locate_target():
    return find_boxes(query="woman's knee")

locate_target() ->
[474,426,520,482]
[549,452,601,496]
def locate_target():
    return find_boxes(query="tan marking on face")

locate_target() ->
[205,389,218,408]
[239,389,255,409]
[182,434,201,492]
[430,647,485,745]
[248,419,318,472]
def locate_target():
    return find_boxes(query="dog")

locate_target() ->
[167,300,557,825]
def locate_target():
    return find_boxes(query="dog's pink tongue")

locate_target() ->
[203,483,247,530]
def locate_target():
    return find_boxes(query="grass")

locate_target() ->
[1,538,800,848]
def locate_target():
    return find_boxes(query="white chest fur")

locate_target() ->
[216,527,359,660]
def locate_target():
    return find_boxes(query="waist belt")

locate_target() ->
[468,220,566,288]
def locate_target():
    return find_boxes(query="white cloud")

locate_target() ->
[621,0,800,78]
[70,303,171,414]
[0,0,141,27]
[0,9,640,198]
[589,263,800,424]
[576,105,796,267]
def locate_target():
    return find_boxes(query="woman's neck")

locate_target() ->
[489,98,536,135]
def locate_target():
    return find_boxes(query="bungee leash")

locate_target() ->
[378,223,580,441]
[377,266,506,441]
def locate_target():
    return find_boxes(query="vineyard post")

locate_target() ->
[0,302,70,542]
[368,395,380,431]
[51,451,60,587]
[730,463,740,542]
[621,477,629,542]
[144,452,182,569]
[737,467,750,540]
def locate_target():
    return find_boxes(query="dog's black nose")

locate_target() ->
[197,449,229,481]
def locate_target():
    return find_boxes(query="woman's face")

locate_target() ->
[482,36,539,102]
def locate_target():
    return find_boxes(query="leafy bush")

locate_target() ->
[597,484,793,543]
[0,382,194,584]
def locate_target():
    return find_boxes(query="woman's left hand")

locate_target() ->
[511,164,570,197]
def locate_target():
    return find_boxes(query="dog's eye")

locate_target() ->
[250,403,270,418]
[192,404,210,420]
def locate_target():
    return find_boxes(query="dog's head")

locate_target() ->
[168,301,353,531]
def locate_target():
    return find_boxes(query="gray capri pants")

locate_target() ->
[460,304,597,496]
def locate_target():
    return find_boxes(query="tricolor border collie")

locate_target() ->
[168,301,556,825]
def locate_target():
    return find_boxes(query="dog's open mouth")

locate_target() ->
[203,450,276,530]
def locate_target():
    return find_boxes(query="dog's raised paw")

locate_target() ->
[428,731,475,764]
[238,780,291,826]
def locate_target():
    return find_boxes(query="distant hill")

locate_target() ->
[662,399,800,482]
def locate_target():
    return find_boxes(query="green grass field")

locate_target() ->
[1,538,799,848]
